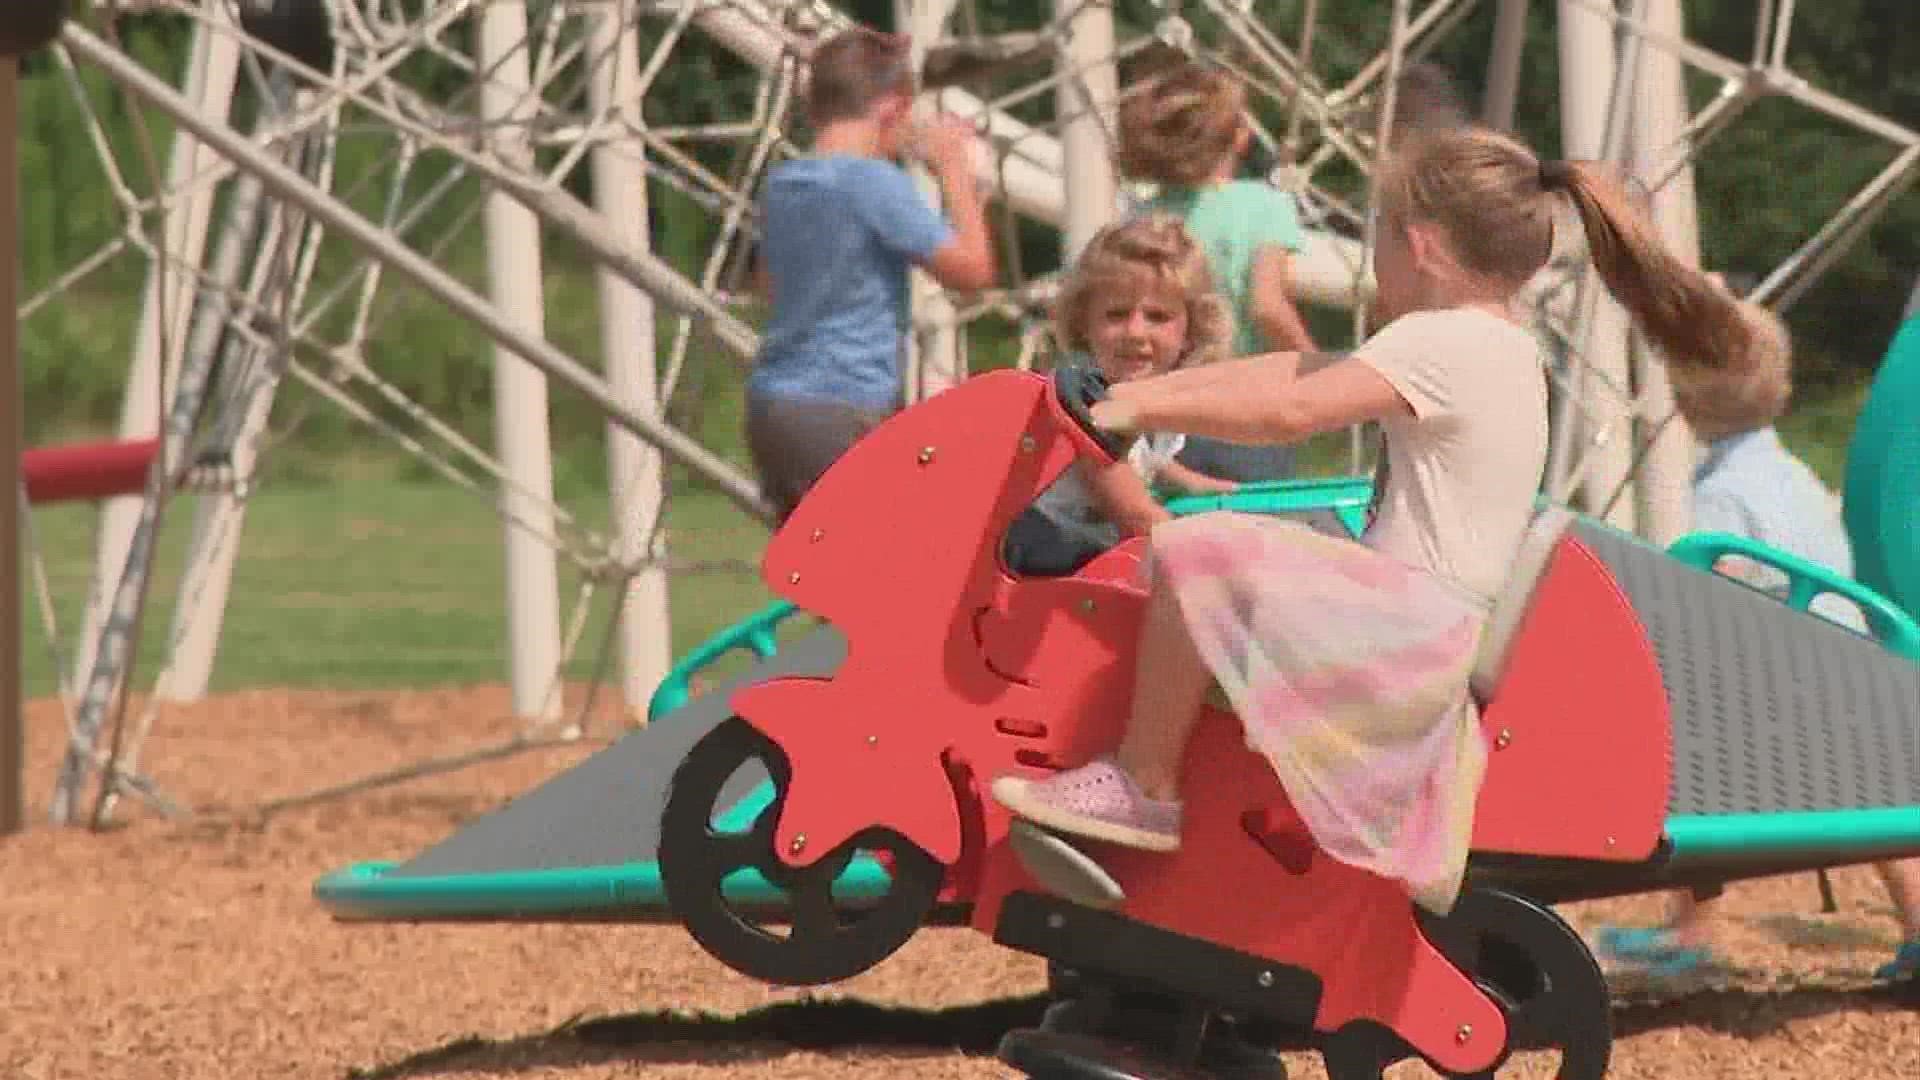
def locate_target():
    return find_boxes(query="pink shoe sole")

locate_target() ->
[990,758,1182,853]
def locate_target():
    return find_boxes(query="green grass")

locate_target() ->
[17,463,779,700]
[1777,381,1869,492]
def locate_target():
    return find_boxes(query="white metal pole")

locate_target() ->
[478,1,564,722]
[898,0,961,402]
[1550,0,1638,530]
[1052,0,1118,264]
[1482,0,1529,131]
[145,167,275,706]
[69,11,242,699]
[1630,0,1698,546]
[587,0,669,723]
[58,136,275,826]
[149,75,312,708]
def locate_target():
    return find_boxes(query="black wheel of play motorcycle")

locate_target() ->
[657,716,946,986]
[1320,887,1611,1079]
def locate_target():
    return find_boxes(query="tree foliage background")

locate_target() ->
[14,0,1917,476]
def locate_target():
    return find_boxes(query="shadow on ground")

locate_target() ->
[1612,979,1916,1040]
[344,995,1054,1078]
[1750,912,1900,952]
[347,979,1919,1078]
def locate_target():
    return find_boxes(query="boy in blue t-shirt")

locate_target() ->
[747,27,995,522]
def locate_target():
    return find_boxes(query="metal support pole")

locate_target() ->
[70,7,242,704]
[152,78,306,706]
[53,168,273,826]
[1,56,22,837]
[1481,0,1528,131]
[587,0,670,722]
[4,0,70,837]
[1630,0,1698,547]
[1053,0,1118,264]
[1547,0,1643,530]
[60,23,776,522]
[479,0,564,722]
[898,0,962,402]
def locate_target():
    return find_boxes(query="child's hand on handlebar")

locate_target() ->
[1088,398,1140,435]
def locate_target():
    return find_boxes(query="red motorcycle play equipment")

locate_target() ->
[657,367,1913,1079]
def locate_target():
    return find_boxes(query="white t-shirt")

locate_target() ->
[1354,307,1550,606]
[1031,431,1187,548]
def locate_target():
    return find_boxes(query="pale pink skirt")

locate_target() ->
[1144,512,1491,915]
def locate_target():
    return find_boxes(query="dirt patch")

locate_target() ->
[1,689,1913,1079]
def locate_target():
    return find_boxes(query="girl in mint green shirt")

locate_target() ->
[1115,62,1321,482]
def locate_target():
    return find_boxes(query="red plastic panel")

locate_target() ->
[965,560,1505,1070]
[21,438,159,504]
[1471,537,1671,861]
[1074,537,1148,586]
[968,709,1508,1075]
[736,371,1105,868]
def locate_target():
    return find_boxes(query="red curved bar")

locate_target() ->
[21,438,159,505]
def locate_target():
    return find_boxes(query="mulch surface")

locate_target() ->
[3,688,1914,1079]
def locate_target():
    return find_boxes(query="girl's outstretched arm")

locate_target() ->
[1108,350,1344,406]
[1099,354,1409,446]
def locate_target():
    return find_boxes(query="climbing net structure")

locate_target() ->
[17,0,1917,827]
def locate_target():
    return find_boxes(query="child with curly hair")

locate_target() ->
[1005,214,1238,575]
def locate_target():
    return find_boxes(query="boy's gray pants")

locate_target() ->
[745,392,892,523]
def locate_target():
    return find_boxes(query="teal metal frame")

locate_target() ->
[647,599,795,723]
[1667,531,1920,661]
[1662,530,1920,862]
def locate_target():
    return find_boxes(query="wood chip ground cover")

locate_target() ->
[3,689,1914,1078]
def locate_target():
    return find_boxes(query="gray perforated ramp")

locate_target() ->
[389,626,846,877]
[1574,521,1920,817]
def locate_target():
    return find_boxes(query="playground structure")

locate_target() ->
[0,3,1914,841]
[0,2,1910,1074]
